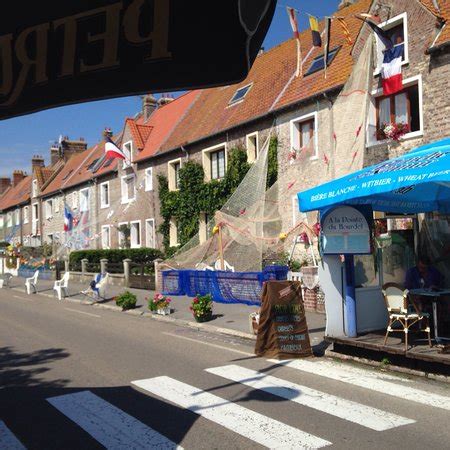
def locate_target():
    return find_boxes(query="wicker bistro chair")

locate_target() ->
[382,283,432,351]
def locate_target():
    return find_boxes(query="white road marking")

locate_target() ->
[206,365,414,431]
[64,308,101,318]
[0,420,26,449]
[269,359,450,411]
[12,295,33,302]
[47,391,181,449]
[132,376,331,449]
[163,332,254,356]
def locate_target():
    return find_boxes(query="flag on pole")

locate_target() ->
[336,17,352,45]
[381,44,404,95]
[323,18,332,79]
[309,15,322,47]
[286,7,303,77]
[357,16,393,50]
[104,135,128,160]
[64,205,73,232]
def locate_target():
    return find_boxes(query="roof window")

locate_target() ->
[305,47,340,76]
[229,83,252,105]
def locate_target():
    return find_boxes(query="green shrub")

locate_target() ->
[69,248,163,271]
[115,291,137,310]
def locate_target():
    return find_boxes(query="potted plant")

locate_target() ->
[115,290,137,310]
[189,293,213,322]
[148,293,172,315]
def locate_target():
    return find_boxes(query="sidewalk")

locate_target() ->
[5,275,327,351]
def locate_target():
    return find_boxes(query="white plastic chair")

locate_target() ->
[95,273,109,299]
[0,273,12,288]
[214,259,235,272]
[53,272,70,301]
[287,271,302,281]
[25,271,39,294]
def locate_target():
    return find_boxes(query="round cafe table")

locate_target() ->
[409,289,450,343]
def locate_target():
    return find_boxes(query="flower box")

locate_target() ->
[156,306,171,316]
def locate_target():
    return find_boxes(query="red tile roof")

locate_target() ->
[125,119,153,150]
[0,176,31,211]
[420,1,450,48]
[158,0,372,154]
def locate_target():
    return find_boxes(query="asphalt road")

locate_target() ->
[1,288,449,449]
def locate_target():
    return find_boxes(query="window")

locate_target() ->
[72,191,79,209]
[368,76,422,145]
[229,83,252,105]
[47,233,54,244]
[45,200,53,219]
[202,144,227,181]
[6,212,12,227]
[0,215,3,228]
[54,197,60,213]
[246,132,259,163]
[79,188,90,212]
[130,220,141,248]
[305,47,340,76]
[375,13,408,73]
[121,175,136,203]
[290,112,318,159]
[168,158,182,191]
[122,141,132,168]
[169,217,178,247]
[145,167,153,191]
[100,181,110,208]
[14,209,20,225]
[32,203,39,235]
[118,222,128,249]
[23,206,29,224]
[210,149,226,180]
[101,225,111,249]
[145,218,156,248]
[199,212,210,244]
[32,179,38,198]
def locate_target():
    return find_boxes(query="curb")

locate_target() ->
[325,349,450,384]
[8,286,256,342]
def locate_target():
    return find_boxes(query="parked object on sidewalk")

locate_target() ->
[255,280,312,359]
[53,272,70,301]
[94,273,109,299]
[148,293,172,316]
[0,273,13,288]
[190,294,213,322]
[115,291,137,310]
[25,271,39,294]
[249,311,260,335]
[382,283,432,351]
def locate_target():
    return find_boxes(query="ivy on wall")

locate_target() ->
[158,138,278,252]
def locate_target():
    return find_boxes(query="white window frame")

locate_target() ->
[72,191,79,209]
[121,174,136,204]
[23,206,29,224]
[79,188,90,212]
[246,132,259,163]
[228,82,253,106]
[54,197,60,213]
[145,167,153,191]
[45,199,53,219]
[169,217,179,247]
[290,112,319,160]
[6,212,12,228]
[145,218,156,248]
[118,221,128,249]
[32,203,39,235]
[14,209,20,225]
[130,220,141,248]
[374,12,409,75]
[202,143,227,181]
[32,179,38,198]
[0,215,4,228]
[101,225,111,249]
[168,158,182,191]
[367,74,423,147]
[100,181,110,208]
[122,140,133,168]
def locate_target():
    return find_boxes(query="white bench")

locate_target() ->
[53,272,70,301]
[25,271,39,294]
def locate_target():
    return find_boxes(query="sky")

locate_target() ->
[0,1,341,177]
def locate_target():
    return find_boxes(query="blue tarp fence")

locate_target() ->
[162,265,289,306]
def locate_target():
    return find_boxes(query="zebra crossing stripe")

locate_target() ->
[269,359,450,411]
[132,376,331,449]
[206,365,415,431]
[0,420,26,450]
[47,391,182,449]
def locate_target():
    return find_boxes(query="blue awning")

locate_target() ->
[298,138,450,213]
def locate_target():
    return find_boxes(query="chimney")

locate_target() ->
[13,170,25,187]
[158,93,174,107]
[50,143,61,165]
[31,155,45,170]
[0,177,11,194]
[103,128,113,140]
[142,94,158,121]
[60,136,88,161]
[338,0,356,9]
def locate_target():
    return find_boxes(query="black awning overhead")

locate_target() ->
[0,0,276,120]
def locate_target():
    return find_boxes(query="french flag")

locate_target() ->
[105,135,128,160]
[64,205,73,232]
[381,44,404,95]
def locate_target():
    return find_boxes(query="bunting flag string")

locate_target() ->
[286,7,303,77]
[323,17,332,79]
[336,17,352,46]
[308,15,322,47]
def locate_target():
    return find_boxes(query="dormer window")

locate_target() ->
[229,83,252,105]
[305,48,340,76]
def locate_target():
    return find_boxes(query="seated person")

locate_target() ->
[404,256,443,290]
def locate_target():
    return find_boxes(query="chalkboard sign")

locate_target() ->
[255,281,312,359]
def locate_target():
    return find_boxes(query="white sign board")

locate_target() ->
[321,206,371,254]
